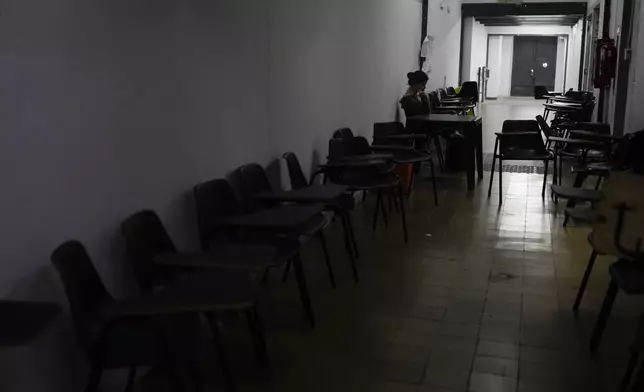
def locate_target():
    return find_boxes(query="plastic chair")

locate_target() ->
[239,163,337,288]
[488,120,556,205]
[324,138,408,243]
[51,241,202,392]
[120,211,268,390]
[193,178,317,327]
[372,122,438,204]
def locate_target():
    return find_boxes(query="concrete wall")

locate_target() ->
[555,36,568,92]
[426,0,462,90]
[566,19,583,91]
[486,36,502,98]
[625,0,644,133]
[461,17,474,83]
[461,17,487,83]
[0,0,422,390]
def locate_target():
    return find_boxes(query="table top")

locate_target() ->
[544,102,583,109]
[219,204,324,230]
[341,153,393,161]
[155,244,279,268]
[439,105,476,110]
[408,114,482,123]
[0,301,61,347]
[102,271,256,318]
[256,184,349,203]
[549,96,584,104]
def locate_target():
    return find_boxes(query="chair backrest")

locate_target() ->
[121,210,177,293]
[447,87,456,96]
[534,86,549,99]
[328,136,371,161]
[51,240,112,349]
[427,91,441,109]
[283,152,309,190]
[438,89,447,99]
[239,163,273,213]
[333,128,354,139]
[500,120,544,153]
[458,81,479,102]
[194,179,244,249]
[373,122,405,138]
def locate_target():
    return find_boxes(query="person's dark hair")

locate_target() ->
[407,71,429,86]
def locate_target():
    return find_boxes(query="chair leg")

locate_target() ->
[341,212,359,282]
[346,211,360,259]
[292,253,315,327]
[380,190,389,228]
[620,348,640,392]
[595,176,602,190]
[362,190,367,202]
[281,259,292,282]
[372,189,382,231]
[124,367,136,392]
[498,156,503,206]
[396,184,409,243]
[84,362,103,392]
[558,155,563,185]
[318,231,336,288]
[553,153,558,186]
[563,211,570,227]
[429,158,438,206]
[188,360,203,392]
[542,160,550,196]
[434,136,445,172]
[573,250,598,310]
[205,313,235,392]
[488,154,496,197]
[246,306,268,367]
[590,279,619,354]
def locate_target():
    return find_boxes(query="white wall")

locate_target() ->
[470,19,489,81]
[461,17,474,83]
[0,0,423,390]
[566,19,584,91]
[555,36,568,92]
[461,17,487,82]
[426,0,462,90]
[486,35,515,98]
[626,0,644,133]
[499,36,515,97]
[486,36,502,98]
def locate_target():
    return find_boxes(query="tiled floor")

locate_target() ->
[140,99,643,391]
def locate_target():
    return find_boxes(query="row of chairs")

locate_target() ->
[51,151,362,392]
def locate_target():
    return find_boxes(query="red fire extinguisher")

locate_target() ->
[594,38,617,88]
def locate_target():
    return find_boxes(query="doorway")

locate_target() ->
[511,36,558,96]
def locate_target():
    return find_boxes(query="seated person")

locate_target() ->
[400,71,430,118]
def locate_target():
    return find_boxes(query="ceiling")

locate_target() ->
[475,15,582,27]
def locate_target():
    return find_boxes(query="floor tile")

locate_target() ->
[468,373,517,392]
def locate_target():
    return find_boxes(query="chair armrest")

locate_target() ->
[373,134,426,140]
[569,130,620,141]
[341,153,394,161]
[371,145,414,152]
[548,136,606,148]
[494,132,540,137]
[101,272,256,319]
[319,160,387,169]
[154,245,278,269]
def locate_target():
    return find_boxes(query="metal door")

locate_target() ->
[511,36,558,96]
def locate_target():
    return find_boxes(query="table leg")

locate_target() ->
[476,120,484,180]
[464,123,476,191]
